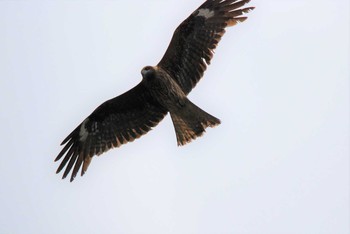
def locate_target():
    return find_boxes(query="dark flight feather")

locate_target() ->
[158,0,254,94]
[55,83,167,182]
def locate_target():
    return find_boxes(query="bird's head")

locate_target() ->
[141,66,156,79]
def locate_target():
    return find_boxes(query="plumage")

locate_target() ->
[158,0,254,94]
[55,0,254,181]
[55,83,167,181]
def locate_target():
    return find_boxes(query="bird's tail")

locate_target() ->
[170,99,220,146]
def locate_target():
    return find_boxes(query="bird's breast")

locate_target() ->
[143,69,186,111]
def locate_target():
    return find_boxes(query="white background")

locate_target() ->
[0,0,348,233]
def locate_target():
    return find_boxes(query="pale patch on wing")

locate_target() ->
[91,121,99,133]
[79,118,89,142]
[196,8,215,19]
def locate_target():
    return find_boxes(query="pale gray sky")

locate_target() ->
[0,0,349,233]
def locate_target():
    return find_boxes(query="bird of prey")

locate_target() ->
[55,0,254,181]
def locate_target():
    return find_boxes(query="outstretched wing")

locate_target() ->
[55,82,167,182]
[158,0,254,94]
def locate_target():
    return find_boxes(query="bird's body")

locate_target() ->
[142,66,187,110]
[142,66,221,145]
[55,0,254,181]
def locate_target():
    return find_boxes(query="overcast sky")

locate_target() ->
[0,0,348,233]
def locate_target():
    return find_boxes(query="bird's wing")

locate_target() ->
[55,82,167,182]
[157,0,254,94]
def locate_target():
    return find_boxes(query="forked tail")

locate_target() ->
[170,100,220,146]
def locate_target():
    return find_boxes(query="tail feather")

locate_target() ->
[170,100,220,146]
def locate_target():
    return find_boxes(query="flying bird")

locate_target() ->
[55,0,254,181]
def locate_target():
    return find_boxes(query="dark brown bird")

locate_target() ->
[55,0,254,181]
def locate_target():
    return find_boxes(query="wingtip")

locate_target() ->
[227,16,248,26]
[244,6,255,13]
[60,136,71,146]
[57,170,76,182]
[60,173,75,182]
[56,160,66,174]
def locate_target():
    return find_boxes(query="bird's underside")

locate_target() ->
[55,0,254,182]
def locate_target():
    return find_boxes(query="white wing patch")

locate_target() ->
[196,9,215,19]
[79,118,89,142]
